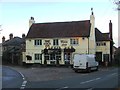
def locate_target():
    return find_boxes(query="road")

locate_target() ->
[1,66,120,90]
[25,67,119,89]
[2,66,24,89]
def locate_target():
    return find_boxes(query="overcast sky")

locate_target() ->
[0,0,118,47]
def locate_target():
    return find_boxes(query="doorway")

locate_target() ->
[64,52,72,65]
[96,52,102,65]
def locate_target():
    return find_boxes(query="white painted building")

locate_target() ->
[23,9,113,65]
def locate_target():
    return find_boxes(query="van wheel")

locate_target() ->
[96,66,98,71]
[87,67,91,73]
[75,70,78,73]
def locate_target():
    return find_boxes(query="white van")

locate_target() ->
[73,54,98,72]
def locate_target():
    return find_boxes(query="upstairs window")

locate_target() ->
[53,39,59,45]
[70,38,79,45]
[103,43,106,46]
[34,39,42,46]
[96,42,106,46]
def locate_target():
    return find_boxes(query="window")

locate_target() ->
[44,53,50,60]
[70,39,79,45]
[96,42,106,46]
[103,43,106,46]
[35,54,42,60]
[96,43,98,46]
[53,39,59,45]
[34,40,42,45]
[44,51,61,61]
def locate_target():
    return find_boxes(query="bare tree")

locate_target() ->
[113,0,120,10]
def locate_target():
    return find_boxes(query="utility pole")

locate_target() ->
[118,1,120,47]
[114,0,120,47]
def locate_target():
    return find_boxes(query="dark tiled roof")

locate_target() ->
[2,37,25,46]
[95,28,111,41]
[26,20,91,38]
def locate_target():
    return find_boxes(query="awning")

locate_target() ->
[44,47,61,54]
[64,47,75,52]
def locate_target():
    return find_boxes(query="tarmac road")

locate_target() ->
[4,65,120,90]
[2,66,24,89]
[24,67,119,89]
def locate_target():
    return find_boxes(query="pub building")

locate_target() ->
[22,9,113,66]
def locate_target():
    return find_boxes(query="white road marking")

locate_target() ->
[56,86,68,90]
[19,72,25,79]
[107,73,117,77]
[62,86,68,88]
[20,86,25,89]
[110,73,117,76]
[80,78,101,84]
[86,87,93,90]
[20,80,27,89]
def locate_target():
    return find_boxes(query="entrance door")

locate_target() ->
[96,52,102,65]
[64,52,71,65]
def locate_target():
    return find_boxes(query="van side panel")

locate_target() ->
[73,54,98,71]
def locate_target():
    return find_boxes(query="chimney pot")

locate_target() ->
[9,33,13,40]
[2,36,5,43]
[22,34,25,38]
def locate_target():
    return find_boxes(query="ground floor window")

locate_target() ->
[44,48,61,62]
[34,54,42,60]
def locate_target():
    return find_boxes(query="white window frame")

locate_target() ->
[70,38,79,45]
[34,54,42,60]
[53,39,59,45]
[34,39,42,46]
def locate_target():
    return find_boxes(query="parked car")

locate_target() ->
[73,54,99,72]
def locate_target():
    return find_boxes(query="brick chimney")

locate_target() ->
[109,20,113,40]
[2,36,5,43]
[109,20,113,63]
[9,33,13,40]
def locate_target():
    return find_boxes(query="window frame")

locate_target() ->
[53,39,59,45]
[34,39,42,46]
[34,53,42,60]
[70,38,79,45]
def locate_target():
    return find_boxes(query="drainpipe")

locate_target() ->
[88,37,89,54]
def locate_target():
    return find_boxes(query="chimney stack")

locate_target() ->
[22,34,25,38]
[109,20,113,40]
[9,33,13,40]
[29,17,35,28]
[2,36,5,43]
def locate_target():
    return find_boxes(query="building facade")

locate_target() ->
[23,10,113,66]
[2,34,25,65]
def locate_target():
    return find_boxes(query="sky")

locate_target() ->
[0,0,118,47]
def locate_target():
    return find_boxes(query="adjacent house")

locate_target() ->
[2,34,25,65]
[0,43,2,65]
[23,9,114,66]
